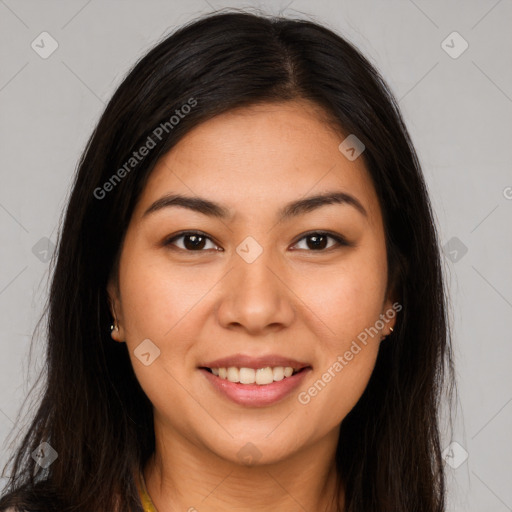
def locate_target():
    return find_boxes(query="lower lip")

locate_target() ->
[200,368,311,407]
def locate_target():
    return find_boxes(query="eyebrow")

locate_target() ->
[142,191,368,221]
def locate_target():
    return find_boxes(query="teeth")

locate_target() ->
[209,366,299,385]
[273,367,284,381]
[227,367,239,383]
[255,367,273,385]
[239,367,255,384]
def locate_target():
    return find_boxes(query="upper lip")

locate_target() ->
[199,353,311,371]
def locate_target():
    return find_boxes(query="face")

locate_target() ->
[108,100,396,465]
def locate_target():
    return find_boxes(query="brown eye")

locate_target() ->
[163,230,350,253]
[292,232,350,251]
[164,231,221,252]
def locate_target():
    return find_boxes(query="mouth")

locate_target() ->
[199,365,308,385]
[198,356,312,407]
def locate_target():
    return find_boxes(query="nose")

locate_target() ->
[216,251,295,336]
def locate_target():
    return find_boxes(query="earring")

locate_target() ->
[110,322,118,332]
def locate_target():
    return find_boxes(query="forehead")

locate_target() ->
[133,100,382,227]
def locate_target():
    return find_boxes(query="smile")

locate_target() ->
[199,366,311,407]
[205,366,300,385]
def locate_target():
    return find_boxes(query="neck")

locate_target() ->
[143,426,344,512]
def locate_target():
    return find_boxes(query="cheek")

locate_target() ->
[309,346,380,428]
[292,253,385,421]
[117,253,197,408]
[119,264,168,338]
[298,316,381,430]
[117,248,216,382]
[296,255,387,343]
[118,248,205,339]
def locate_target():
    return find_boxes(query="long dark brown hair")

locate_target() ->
[0,9,455,512]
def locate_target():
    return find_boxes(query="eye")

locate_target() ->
[163,231,221,252]
[163,230,351,253]
[291,231,350,252]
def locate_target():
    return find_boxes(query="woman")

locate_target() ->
[0,9,455,512]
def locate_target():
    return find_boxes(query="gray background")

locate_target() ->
[1,0,511,510]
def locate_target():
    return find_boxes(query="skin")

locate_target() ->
[108,99,397,512]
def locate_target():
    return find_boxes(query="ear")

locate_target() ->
[107,278,125,343]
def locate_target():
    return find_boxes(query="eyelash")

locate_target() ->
[163,230,351,253]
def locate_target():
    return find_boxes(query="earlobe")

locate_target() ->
[109,309,125,343]
[380,326,394,341]
[110,321,121,341]
[107,280,125,343]
[381,296,400,340]
[110,327,125,343]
